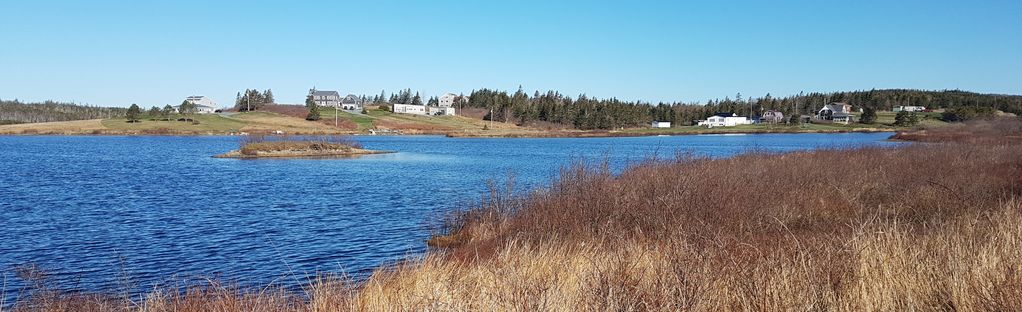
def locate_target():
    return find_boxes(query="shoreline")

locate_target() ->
[4,119,1019,310]
[0,127,905,138]
[6,120,1020,310]
[213,148,393,159]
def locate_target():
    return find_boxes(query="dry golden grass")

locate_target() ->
[891,117,1022,143]
[231,112,351,134]
[9,119,1022,311]
[0,119,106,134]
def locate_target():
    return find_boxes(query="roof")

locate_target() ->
[821,103,851,113]
[341,94,362,103]
[312,90,340,97]
[174,103,216,109]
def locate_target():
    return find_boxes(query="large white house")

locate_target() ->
[893,105,926,112]
[439,93,466,108]
[651,121,671,128]
[698,113,753,127]
[392,102,456,116]
[181,96,218,114]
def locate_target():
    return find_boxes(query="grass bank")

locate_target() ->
[7,119,1022,311]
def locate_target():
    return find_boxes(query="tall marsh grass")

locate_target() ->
[8,119,1022,311]
[236,135,363,155]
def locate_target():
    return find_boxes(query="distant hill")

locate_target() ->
[0,100,127,124]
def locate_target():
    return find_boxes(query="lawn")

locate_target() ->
[317,107,376,130]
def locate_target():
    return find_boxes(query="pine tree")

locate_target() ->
[264,89,275,104]
[305,95,320,120]
[412,92,422,105]
[147,106,160,119]
[894,111,919,126]
[126,104,141,122]
[161,105,175,119]
[860,107,877,124]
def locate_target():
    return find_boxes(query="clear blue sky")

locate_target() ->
[2,0,1020,107]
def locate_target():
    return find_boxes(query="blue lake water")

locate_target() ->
[0,133,899,299]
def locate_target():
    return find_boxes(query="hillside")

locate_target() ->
[0,108,536,136]
[0,100,126,124]
[0,112,345,135]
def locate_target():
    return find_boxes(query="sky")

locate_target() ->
[1,0,1020,108]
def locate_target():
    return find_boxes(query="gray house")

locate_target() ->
[762,110,785,123]
[341,94,363,111]
[310,89,341,107]
[817,103,854,124]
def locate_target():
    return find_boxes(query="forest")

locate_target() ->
[0,100,127,124]
[3,89,1019,129]
[462,88,1022,129]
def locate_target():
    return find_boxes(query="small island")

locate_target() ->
[215,137,390,159]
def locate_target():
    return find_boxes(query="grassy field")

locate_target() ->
[101,114,248,133]
[0,119,106,134]
[0,108,950,137]
[0,112,350,135]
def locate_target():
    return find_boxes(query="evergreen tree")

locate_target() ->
[147,106,160,118]
[264,89,275,104]
[894,111,919,126]
[126,104,141,122]
[161,105,175,119]
[305,95,320,120]
[412,92,422,105]
[178,100,197,115]
[860,107,877,124]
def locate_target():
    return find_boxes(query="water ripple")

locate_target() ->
[0,133,899,299]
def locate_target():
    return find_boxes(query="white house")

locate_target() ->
[392,103,427,115]
[340,94,363,111]
[181,96,218,114]
[439,93,459,107]
[651,121,671,128]
[392,103,456,116]
[428,106,456,116]
[893,105,926,112]
[697,113,753,127]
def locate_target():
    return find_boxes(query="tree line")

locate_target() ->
[233,89,275,111]
[0,100,127,124]
[459,88,1022,129]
